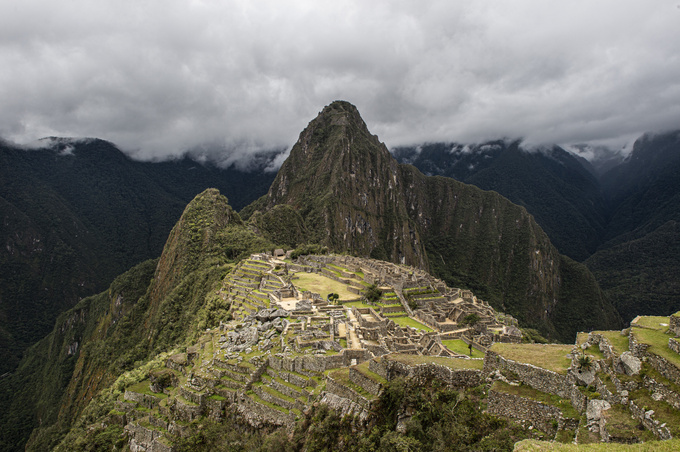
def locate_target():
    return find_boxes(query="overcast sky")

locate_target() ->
[1,0,679,162]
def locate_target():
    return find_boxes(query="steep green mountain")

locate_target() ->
[392,141,608,261]
[393,131,680,323]
[0,189,275,450]
[247,101,620,341]
[0,139,276,373]
[586,131,680,321]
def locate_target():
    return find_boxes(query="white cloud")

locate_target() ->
[1,0,679,162]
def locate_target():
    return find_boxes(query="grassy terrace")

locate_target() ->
[328,368,376,400]
[355,360,388,385]
[630,388,680,436]
[491,381,579,418]
[292,272,357,300]
[442,339,485,359]
[127,380,168,399]
[595,330,630,355]
[390,316,433,332]
[603,404,656,443]
[632,326,680,367]
[490,343,572,375]
[384,353,484,370]
[633,315,670,330]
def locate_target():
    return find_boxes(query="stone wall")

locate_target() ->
[483,351,572,398]
[669,338,680,355]
[235,393,295,428]
[124,391,161,411]
[628,399,672,440]
[371,355,482,388]
[487,389,573,437]
[630,331,680,386]
[670,314,680,337]
[125,422,173,452]
[642,375,680,411]
[325,375,371,408]
[349,367,382,396]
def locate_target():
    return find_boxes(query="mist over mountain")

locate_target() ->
[392,130,680,322]
[392,140,608,261]
[0,138,276,373]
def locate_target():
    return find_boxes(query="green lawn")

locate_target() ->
[593,330,630,355]
[633,315,670,330]
[490,343,572,375]
[292,272,357,300]
[632,326,680,367]
[390,316,433,332]
[442,339,484,358]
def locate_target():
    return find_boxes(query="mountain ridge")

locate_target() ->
[249,100,621,340]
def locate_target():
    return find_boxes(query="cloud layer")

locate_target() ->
[2,0,679,160]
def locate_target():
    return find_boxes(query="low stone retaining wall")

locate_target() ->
[381,305,406,314]
[630,331,680,386]
[325,375,371,408]
[643,375,680,410]
[171,398,203,423]
[125,422,173,452]
[487,389,576,437]
[236,394,295,428]
[267,350,371,374]
[669,338,680,355]
[628,399,672,440]
[124,391,161,410]
[670,315,680,337]
[178,386,206,406]
[349,367,382,396]
[484,351,570,398]
[372,355,482,388]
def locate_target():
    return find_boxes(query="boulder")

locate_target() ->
[620,352,642,376]
[586,399,611,423]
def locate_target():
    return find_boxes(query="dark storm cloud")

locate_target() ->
[1,0,679,161]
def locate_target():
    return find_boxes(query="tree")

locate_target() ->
[460,313,480,327]
[327,293,339,305]
[364,284,382,303]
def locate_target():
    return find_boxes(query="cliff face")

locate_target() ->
[263,101,427,267]
[255,100,620,340]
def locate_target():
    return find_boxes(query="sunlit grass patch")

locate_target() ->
[490,343,572,375]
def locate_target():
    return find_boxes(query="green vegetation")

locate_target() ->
[594,330,629,355]
[289,244,329,259]
[442,339,484,358]
[632,327,680,367]
[364,283,382,303]
[491,381,579,419]
[390,316,433,332]
[490,343,572,375]
[291,272,356,300]
[633,316,670,330]
[460,313,481,327]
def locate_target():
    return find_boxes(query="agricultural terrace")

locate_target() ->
[490,343,572,375]
[291,271,358,300]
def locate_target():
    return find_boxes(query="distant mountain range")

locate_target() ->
[1,101,625,449]
[0,138,278,373]
[392,130,680,321]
